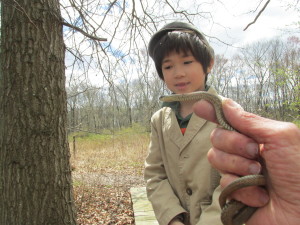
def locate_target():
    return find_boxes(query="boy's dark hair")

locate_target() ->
[148,22,214,81]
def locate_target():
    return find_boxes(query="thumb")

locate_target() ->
[222,98,299,146]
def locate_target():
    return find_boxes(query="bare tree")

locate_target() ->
[268,37,300,120]
[0,0,77,224]
[240,41,272,114]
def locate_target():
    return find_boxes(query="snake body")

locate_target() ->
[159,91,266,225]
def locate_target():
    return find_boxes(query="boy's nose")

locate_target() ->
[174,66,185,78]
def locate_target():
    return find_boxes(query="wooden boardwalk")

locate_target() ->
[130,187,159,225]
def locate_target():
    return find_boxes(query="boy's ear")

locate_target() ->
[207,59,214,74]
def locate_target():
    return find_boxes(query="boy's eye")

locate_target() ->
[163,65,172,70]
[184,61,193,64]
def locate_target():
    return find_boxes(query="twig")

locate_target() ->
[243,0,271,31]
[62,21,108,42]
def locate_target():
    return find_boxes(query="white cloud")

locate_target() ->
[198,0,299,55]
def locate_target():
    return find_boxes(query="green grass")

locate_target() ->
[69,123,148,142]
[69,124,150,175]
[293,119,300,128]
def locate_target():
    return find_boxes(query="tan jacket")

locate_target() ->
[144,88,222,225]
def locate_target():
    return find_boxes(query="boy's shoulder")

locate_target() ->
[151,106,173,122]
[152,106,172,116]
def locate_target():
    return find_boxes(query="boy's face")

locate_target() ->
[161,50,207,94]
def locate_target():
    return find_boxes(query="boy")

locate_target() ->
[144,21,222,225]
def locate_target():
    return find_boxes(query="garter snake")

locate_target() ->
[159,91,266,225]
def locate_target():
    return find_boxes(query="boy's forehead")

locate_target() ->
[166,49,192,57]
[162,50,193,61]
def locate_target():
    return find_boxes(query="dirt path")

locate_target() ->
[73,171,145,187]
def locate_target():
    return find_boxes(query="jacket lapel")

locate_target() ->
[164,108,184,149]
[164,107,208,153]
[179,113,207,153]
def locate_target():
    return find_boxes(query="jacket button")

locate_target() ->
[186,188,192,195]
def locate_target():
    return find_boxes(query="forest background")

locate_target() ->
[64,0,299,135]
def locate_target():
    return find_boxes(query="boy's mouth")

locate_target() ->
[175,82,190,87]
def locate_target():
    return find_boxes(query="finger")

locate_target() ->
[221,98,299,145]
[220,174,269,207]
[207,148,262,176]
[210,128,259,159]
[194,98,299,147]
[193,99,219,124]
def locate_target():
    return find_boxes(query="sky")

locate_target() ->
[200,0,299,55]
[63,0,299,86]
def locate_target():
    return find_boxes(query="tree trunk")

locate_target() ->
[0,1,77,224]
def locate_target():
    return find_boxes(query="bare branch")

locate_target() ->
[62,21,107,42]
[244,0,271,31]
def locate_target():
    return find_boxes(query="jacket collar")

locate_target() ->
[163,86,218,153]
[165,108,207,153]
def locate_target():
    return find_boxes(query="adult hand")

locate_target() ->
[193,98,300,225]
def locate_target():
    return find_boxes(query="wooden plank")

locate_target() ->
[130,187,159,225]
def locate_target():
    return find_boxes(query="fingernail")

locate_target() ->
[246,143,259,158]
[249,164,261,174]
[225,99,243,109]
[260,191,269,205]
